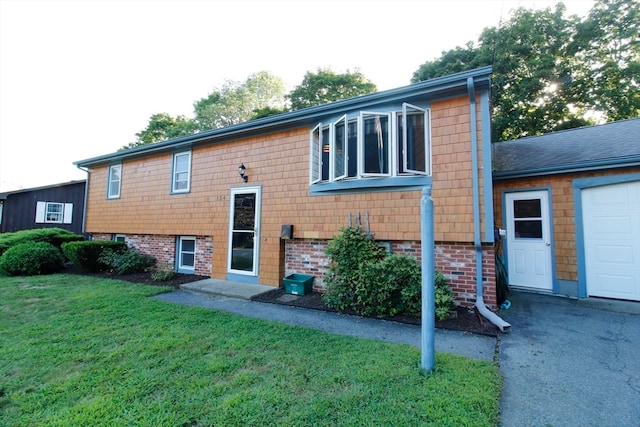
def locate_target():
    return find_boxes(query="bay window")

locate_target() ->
[309,103,431,186]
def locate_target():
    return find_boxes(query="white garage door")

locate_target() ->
[582,181,640,301]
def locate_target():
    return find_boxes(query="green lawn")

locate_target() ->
[0,274,501,426]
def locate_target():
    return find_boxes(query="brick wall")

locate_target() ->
[285,239,497,308]
[93,233,213,277]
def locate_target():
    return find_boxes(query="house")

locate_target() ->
[0,180,86,235]
[74,67,499,308]
[493,118,640,302]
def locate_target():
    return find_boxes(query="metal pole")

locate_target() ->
[421,185,435,372]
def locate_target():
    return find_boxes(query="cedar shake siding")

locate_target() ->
[76,67,497,307]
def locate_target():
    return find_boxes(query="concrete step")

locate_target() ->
[180,278,276,300]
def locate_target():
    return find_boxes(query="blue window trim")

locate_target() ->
[310,176,432,196]
[170,151,192,195]
[573,172,640,298]
[501,186,557,294]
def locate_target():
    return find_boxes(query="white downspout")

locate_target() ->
[467,77,510,332]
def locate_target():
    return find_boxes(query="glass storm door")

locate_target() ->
[228,187,261,276]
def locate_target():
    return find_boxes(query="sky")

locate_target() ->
[0,0,596,192]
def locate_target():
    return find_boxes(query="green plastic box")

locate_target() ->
[283,274,314,296]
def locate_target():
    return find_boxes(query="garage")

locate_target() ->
[581,181,640,301]
[493,118,640,300]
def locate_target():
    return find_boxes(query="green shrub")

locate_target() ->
[0,228,84,256]
[355,254,420,317]
[322,227,385,311]
[150,267,176,281]
[434,271,456,320]
[98,248,155,275]
[61,241,126,273]
[320,227,456,320]
[0,241,64,276]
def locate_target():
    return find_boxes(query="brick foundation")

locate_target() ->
[92,233,212,277]
[285,239,497,309]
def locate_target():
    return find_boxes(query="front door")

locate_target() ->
[505,190,553,291]
[228,186,261,278]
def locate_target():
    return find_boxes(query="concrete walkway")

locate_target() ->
[155,280,640,427]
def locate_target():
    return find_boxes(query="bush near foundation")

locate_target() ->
[322,227,456,320]
[98,248,156,275]
[322,227,385,311]
[0,241,64,276]
[0,228,84,256]
[61,241,126,273]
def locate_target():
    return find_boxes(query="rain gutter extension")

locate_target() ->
[467,77,510,332]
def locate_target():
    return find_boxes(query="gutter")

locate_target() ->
[76,165,90,236]
[493,157,640,180]
[74,66,493,168]
[467,77,510,332]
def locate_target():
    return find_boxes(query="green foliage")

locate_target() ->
[412,0,639,141]
[435,271,456,321]
[193,71,286,130]
[0,275,501,426]
[356,254,420,317]
[61,240,126,273]
[322,227,384,311]
[0,242,64,276]
[288,68,377,110]
[0,227,84,256]
[150,267,175,282]
[322,228,456,319]
[98,248,156,275]
[250,106,288,120]
[122,113,197,150]
[570,0,640,121]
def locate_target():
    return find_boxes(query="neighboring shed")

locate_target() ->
[0,180,86,235]
[493,118,640,301]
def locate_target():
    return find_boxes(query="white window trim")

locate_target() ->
[332,115,348,181]
[360,111,392,178]
[177,236,196,272]
[310,123,322,184]
[35,201,73,224]
[107,164,122,199]
[172,151,192,193]
[401,103,431,176]
[310,105,432,186]
[113,234,126,243]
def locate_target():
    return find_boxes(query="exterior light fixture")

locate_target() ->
[238,163,248,182]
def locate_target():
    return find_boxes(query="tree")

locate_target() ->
[412,1,638,141]
[288,68,377,110]
[122,113,197,150]
[193,71,286,130]
[570,0,640,120]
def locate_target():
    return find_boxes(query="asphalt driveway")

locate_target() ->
[498,291,640,426]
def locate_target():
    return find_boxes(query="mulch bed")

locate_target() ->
[63,265,209,288]
[252,287,499,337]
[63,266,498,337]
